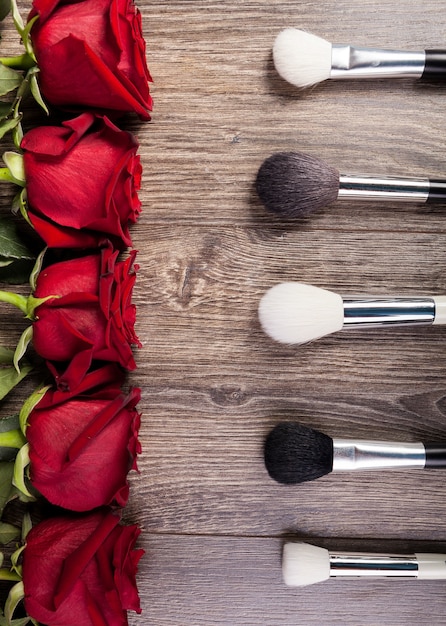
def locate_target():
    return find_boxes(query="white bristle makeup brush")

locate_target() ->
[273,28,446,89]
[255,151,446,218]
[258,282,446,345]
[283,541,446,587]
[265,422,446,484]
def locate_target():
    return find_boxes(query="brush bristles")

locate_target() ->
[273,28,332,88]
[264,422,334,484]
[283,542,331,587]
[255,152,340,218]
[258,282,344,345]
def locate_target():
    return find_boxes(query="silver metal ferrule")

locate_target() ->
[338,175,430,203]
[342,297,436,328]
[329,551,419,578]
[332,439,426,471]
[331,45,425,79]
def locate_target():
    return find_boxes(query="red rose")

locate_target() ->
[26,364,141,511]
[23,510,144,625]
[29,0,152,119]
[33,245,140,390]
[22,113,142,249]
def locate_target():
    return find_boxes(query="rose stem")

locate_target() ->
[0,430,26,448]
[0,53,36,70]
[0,291,28,315]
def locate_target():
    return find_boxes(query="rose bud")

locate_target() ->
[28,0,152,119]
[24,378,141,511]
[21,113,142,250]
[23,510,144,625]
[33,244,140,389]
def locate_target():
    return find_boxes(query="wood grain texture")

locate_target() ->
[2,0,446,624]
[137,534,446,626]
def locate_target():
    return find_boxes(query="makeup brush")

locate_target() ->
[255,151,446,218]
[273,28,446,89]
[264,421,446,484]
[258,282,446,345]
[282,541,446,587]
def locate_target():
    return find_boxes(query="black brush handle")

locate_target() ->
[428,180,446,203]
[421,50,446,81]
[424,443,446,468]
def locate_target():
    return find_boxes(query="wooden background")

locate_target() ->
[3,1,446,624]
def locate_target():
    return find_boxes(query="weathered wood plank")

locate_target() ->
[128,534,446,625]
[131,224,446,392]
[133,1,446,231]
[127,387,446,538]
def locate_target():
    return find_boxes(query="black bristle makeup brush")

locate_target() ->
[264,422,446,484]
[273,28,446,89]
[255,151,446,218]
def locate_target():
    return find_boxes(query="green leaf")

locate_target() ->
[0,260,35,285]
[22,15,38,51]
[0,450,18,463]
[2,153,25,186]
[20,511,31,541]
[0,103,12,121]
[0,448,18,464]
[0,416,21,456]
[0,523,20,545]
[13,70,30,100]
[11,119,23,150]
[0,65,22,97]
[0,218,34,261]
[5,581,24,624]
[0,259,34,284]
[0,0,10,21]
[12,444,33,499]
[9,0,23,31]
[0,116,22,142]
[19,385,48,434]
[10,544,24,571]
[13,327,33,374]
[8,0,36,62]
[0,462,15,516]
[29,68,48,115]
[11,189,30,227]
[0,416,20,433]
[0,617,32,626]
[0,364,32,402]
[0,348,14,364]
[29,247,46,291]
[0,568,20,583]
